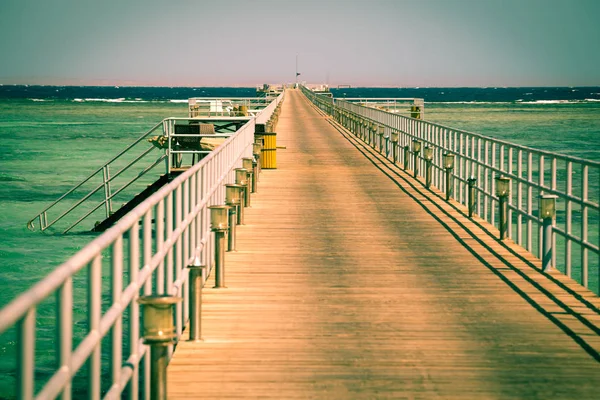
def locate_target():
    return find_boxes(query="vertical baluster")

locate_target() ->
[57,276,73,400]
[565,161,573,277]
[527,153,533,252]
[477,138,482,216]
[111,236,123,395]
[175,186,183,339]
[156,200,165,294]
[483,141,489,221]
[582,165,589,288]
[142,211,152,400]
[551,158,557,268]
[517,150,523,245]
[538,155,545,258]
[18,308,36,400]
[491,143,497,226]
[507,147,513,239]
[88,255,101,400]
[128,221,140,400]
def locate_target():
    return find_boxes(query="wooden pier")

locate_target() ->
[168,90,600,398]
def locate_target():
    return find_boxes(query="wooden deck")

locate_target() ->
[168,90,600,399]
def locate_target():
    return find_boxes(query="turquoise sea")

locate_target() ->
[0,86,599,398]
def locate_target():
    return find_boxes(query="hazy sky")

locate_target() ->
[1,0,599,87]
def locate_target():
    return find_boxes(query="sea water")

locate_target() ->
[0,86,599,398]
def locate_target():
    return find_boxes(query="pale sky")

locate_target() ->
[0,0,599,87]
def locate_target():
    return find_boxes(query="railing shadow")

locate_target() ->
[311,99,600,363]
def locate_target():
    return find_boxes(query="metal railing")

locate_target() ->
[26,122,167,234]
[26,93,284,235]
[1,91,283,399]
[339,97,425,118]
[188,97,273,118]
[302,86,600,294]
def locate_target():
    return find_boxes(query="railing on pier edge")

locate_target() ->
[301,85,600,294]
[0,91,284,399]
[27,96,279,234]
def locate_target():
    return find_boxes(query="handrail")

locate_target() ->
[302,85,599,294]
[27,120,166,232]
[0,90,284,399]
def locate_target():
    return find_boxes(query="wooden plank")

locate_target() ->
[167,90,600,399]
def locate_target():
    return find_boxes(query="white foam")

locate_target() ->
[585,98,600,102]
[30,98,50,102]
[71,98,148,103]
[169,99,188,103]
[519,100,573,104]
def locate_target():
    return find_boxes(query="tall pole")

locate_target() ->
[295,55,298,86]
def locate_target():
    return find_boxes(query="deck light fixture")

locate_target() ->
[539,193,558,271]
[424,147,434,188]
[412,140,422,178]
[495,176,510,239]
[242,157,254,195]
[226,183,245,225]
[467,177,477,217]
[209,205,230,288]
[138,295,182,400]
[186,262,207,342]
[443,153,455,200]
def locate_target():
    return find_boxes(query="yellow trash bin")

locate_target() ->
[261,133,277,169]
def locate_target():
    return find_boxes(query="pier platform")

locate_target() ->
[167,90,600,398]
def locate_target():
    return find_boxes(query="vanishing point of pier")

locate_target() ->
[1,88,599,399]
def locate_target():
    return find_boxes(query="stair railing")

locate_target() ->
[27,120,166,233]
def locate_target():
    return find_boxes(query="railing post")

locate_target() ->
[539,194,557,271]
[138,295,181,400]
[443,153,455,201]
[412,140,422,178]
[186,262,206,342]
[209,205,230,288]
[495,176,510,240]
[467,177,477,217]
[102,165,113,218]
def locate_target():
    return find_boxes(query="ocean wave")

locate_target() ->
[29,98,52,102]
[169,99,189,103]
[72,98,150,103]
[516,99,596,104]
[428,101,513,104]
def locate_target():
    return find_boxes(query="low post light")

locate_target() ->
[391,131,400,163]
[424,146,433,188]
[467,177,477,217]
[412,140,422,178]
[226,183,245,225]
[252,142,262,177]
[242,157,255,195]
[403,145,410,170]
[495,176,510,240]
[138,295,181,400]
[186,262,206,342]
[225,183,244,250]
[443,153,455,201]
[209,205,230,288]
[539,193,558,271]
[378,125,385,153]
[235,168,250,208]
